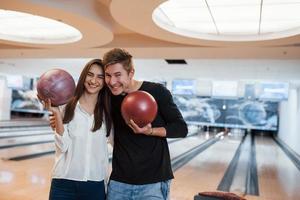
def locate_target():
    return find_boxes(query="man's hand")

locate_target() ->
[127,119,152,135]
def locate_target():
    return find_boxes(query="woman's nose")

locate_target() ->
[89,77,96,84]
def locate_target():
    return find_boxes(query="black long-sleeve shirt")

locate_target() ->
[110,81,188,184]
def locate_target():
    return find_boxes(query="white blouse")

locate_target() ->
[52,103,109,183]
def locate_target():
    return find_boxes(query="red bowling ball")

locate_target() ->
[37,69,75,106]
[121,91,158,127]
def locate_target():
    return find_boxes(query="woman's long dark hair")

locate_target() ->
[62,59,112,136]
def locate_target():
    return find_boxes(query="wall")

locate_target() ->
[278,86,300,155]
[1,59,300,81]
[134,59,300,83]
[0,77,12,120]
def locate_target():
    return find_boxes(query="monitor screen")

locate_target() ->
[6,75,23,89]
[244,84,256,99]
[172,79,196,95]
[212,81,238,98]
[258,82,289,101]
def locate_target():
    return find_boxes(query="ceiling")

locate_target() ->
[152,0,300,41]
[0,0,300,59]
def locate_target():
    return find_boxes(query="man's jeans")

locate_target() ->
[107,180,171,200]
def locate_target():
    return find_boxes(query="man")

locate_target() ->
[103,48,188,200]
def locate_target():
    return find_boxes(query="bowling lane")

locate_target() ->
[170,134,243,200]
[168,132,214,159]
[0,128,52,139]
[0,119,48,129]
[0,135,53,148]
[0,143,54,159]
[250,135,300,200]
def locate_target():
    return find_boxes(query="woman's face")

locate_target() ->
[84,64,105,95]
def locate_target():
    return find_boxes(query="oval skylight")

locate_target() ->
[0,9,82,44]
[152,0,300,41]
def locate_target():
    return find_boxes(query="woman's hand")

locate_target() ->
[37,95,62,131]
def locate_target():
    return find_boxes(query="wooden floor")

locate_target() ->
[0,121,300,200]
[171,134,300,200]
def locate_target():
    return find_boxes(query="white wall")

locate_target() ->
[134,59,300,78]
[0,58,92,78]
[0,77,12,120]
[134,59,300,91]
[278,86,300,155]
[1,59,300,81]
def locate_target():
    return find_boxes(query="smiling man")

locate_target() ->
[103,48,188,200]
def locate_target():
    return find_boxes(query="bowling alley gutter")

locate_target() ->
[4,150,55,161]
[171,132,224,172]
[273,136,300,172]
[0,140,54,150]
[217,132,259,196]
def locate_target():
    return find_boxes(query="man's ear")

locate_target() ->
[129,68,135,79]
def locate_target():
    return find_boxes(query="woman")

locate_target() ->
[41,59,112,200]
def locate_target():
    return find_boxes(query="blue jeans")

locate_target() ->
[49,178,105,200]
[107,180,171,200]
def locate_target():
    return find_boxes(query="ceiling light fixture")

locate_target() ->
[152,0,300,41]
[0,9,82,44]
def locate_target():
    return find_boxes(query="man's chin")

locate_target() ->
[110,89,122,96]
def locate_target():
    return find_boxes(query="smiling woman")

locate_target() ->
[40,59,112,200]
[0,9,82,44]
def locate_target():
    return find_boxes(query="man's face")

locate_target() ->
[104,63,133,95]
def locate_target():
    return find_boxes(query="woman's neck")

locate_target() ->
[78,93,98,115]
[79,92,98,106]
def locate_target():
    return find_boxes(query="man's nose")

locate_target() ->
[109,76,117,85]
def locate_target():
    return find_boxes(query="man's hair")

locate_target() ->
[102,48,133,73]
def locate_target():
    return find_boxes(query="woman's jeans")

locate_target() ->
[107,179,171,200]
[49,178,105,200]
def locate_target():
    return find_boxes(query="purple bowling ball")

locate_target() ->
[37,69,75,106]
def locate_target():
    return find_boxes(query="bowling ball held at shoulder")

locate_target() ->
[37,69,75,107]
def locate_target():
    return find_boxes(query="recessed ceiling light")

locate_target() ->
[0,9,82,44]
[152,0,300,41]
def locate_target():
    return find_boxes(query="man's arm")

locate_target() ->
[156,85,188,138]
[128,84,188,138]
